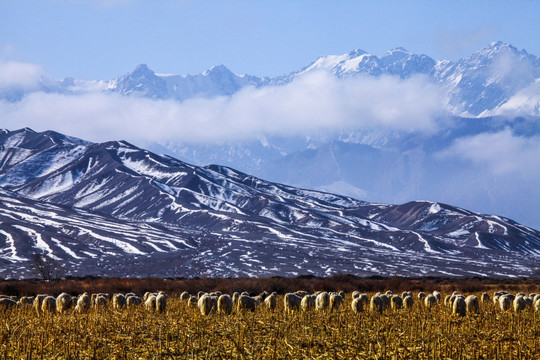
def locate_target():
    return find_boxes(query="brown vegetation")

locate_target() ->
[0,275,536,298]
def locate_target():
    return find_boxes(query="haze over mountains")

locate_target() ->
[0,128,538,279]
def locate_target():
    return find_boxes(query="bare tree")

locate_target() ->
[32,253,63,281]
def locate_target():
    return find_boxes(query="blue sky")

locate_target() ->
[1,0,539,79]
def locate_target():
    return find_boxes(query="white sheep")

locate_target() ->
[0,298,17,310]
[444,295,452,307]
[232,292,240,308]
[198,294,217,315]
[144,295,157,312]
[180,291,191,301]
[449,294,459,308]
[315,292,330,311]
[380,294,391,310]
[95,295,108,310]
[143,292,154,301]
[18,296,34,307]
[56,293,72,314]
[401,291,412,299]
[329,293,343,312]
[42,296,56,313]
[255,291,269,302]
[75,293,91,313]
[156,292,167,313]
[264,292,277,311]
[535,299,540,312]
[188,296,199,308]
[370,295,383,314]
[351,297,365,313]
[499,295,512,312]
[432,291,441,303]
[391,295,403,311]
[237,295,258,312]
[284,293,303,313]
[424,294,437,308]
[359,293,369,304]
[217,294,233,315]
[465,295,479,314]
[127,295,142,307]
[113,294,127,310]
[352,291,361,299]
[513,295,526,313]
[403,295,414,310]
[452,296,466,317]
[481,292,490,303]
[301,295,316,312]
[33,294,48,315]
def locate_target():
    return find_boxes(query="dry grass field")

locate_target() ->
[0,279,540,360]
[0,277,539,359]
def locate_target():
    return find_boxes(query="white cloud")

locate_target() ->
[483,79,540,117]
[438,128,540,178]
[0,61,43,91]
[0,71,448,144]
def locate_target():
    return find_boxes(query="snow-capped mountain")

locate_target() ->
[102,41,539,116]
[107,63,269,101]
[0,128,538,279]
[5,41,535,116]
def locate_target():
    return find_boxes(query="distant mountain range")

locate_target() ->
[0,128,538,279]
[2,41,539,230]
[4,41,538,116]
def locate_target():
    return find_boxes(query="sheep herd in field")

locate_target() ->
[0,288,538,317]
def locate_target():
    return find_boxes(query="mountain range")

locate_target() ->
[8,41,537,117]
[1,41,539,230]
[0,128,538,279]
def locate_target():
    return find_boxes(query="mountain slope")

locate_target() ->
[0,128,538,279]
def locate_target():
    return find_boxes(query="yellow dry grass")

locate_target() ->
[1,292,539,359]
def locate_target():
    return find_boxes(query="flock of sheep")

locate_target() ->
[0,289,538,316]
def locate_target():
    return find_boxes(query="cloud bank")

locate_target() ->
[438,128,540,179]
[0,61,42,91]
[0,71,448,144]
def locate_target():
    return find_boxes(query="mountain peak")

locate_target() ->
[132,64,155,75]
[348,49,368,58]
[476,41,520,57]
[203,64,234,76]
[488,40,508,49]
